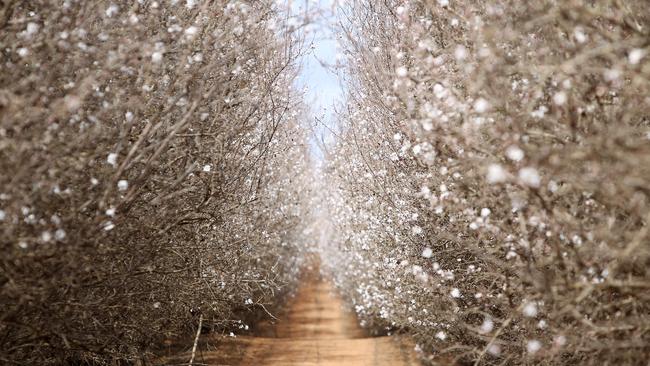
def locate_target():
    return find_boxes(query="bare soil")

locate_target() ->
[159,264,420,365]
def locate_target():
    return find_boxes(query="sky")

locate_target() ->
[289,0,343,159]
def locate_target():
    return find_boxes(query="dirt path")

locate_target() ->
[160,265,420,365]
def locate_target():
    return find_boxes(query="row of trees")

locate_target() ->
[321,0,650,364]
[1,1,311,364]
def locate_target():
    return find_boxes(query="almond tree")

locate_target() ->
[1,1,311,364]
[322,0,650,364]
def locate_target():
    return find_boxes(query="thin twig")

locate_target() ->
[188,314,203,366]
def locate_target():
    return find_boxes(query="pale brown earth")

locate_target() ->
[158,265,420,366]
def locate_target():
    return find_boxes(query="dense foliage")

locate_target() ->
[321,0,650,364]
[0,0,310,364]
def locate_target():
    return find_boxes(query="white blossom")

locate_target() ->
[573,27,587,43]
[454,45,468,61]
[473,98,490,113]
[486,164,507,184]
[629,49,645,65]
[553,91,567,106]
[571,234,583,246]
[103,221,115,231]
[152,51,163,63]
[25,22,40,37]
[531,106,548,119]
[117,180,129,191]
[105,4,119,17]
[55,229,66,241]
[488,344,501,356]
[185,26,199,37]
[505,145,524,162]
[107,153,118,167]
[518,167,541,188]
[523,301,538,317]
[479,317,494,334]
[526,339,542,354]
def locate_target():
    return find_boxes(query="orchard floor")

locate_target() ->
[158,264,420,366]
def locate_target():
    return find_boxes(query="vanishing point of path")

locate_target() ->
[160,263,420,365]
